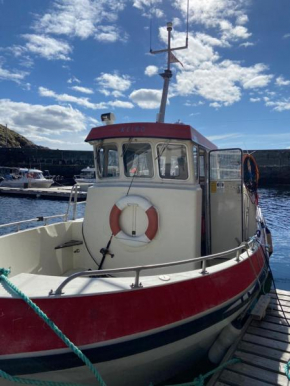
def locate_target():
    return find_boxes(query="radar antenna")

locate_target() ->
[150,1,189,123]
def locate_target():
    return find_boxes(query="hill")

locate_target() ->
[0,124,46,149]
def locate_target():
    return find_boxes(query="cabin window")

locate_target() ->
[122,143,153,178]
[157,144,188,180]
[96,144,119,178]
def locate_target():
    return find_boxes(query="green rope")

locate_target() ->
[285,361,290,380]
[149,357,241,386]
[0,268,106,386]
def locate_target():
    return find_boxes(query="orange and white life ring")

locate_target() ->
[109,195,158,247]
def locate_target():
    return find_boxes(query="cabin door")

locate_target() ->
[209,149,243,254]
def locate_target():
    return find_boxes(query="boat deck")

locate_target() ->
[208,288,290,385]
[0,186,87,201]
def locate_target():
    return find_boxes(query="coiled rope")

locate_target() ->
[0,268,106,386]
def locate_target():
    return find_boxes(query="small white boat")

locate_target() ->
[0,22,273,386]
[0,167,54,189]
[74,167,96,191]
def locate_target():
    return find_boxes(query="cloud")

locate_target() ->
[71,86,94,94]
[264,98,290,112]
[129,89,161,109]
[283,33,290,39]
[159,30,273,106]
[67,76,81,84]
[0,99,87,136]
[108,100,134,108]
[276,76,290,86]
[239,42,254,48]
[145,65,159,77]
[33,0,126,42]
[39,87,106,109]
[96,72,132,92]
[23,34,72,60]
[0,64,28,83]
[250,97,261,102]
[94,25,128,43]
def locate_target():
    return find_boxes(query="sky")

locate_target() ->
[0,0,290,151]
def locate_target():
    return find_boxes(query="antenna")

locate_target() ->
[150,1,189,123]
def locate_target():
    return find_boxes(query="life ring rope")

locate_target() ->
[109,195,158,247]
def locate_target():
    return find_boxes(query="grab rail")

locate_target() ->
[51,236,258,295]
[0,214,67,232]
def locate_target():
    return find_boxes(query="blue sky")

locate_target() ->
[0,0,290,150]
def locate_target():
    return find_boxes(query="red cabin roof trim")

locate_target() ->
[85,122,217,150]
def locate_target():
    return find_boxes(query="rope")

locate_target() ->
[149,358,241,386]
[0,268,106,386]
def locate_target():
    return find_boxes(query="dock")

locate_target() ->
[208,289,290,386]
[0,186,87,201]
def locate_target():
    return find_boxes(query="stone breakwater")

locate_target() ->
[0,148,289,185]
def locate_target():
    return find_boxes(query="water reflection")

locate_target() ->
[259,186,290,290]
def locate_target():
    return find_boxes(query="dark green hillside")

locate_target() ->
[0,124,46,149]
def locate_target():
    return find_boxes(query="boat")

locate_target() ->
[0,167,54,189]
[74,167,96,191]
[0,22,272,386]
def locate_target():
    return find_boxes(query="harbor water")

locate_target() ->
[0,185,289,290]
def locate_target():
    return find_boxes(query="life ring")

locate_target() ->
[109,195,158,247]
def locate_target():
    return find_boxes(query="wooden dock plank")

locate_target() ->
[251,320,290,335]
[270,294,290,304]
[220,368,283,386]
[242,333,290,353]
[264,314,290,326]
[238,341,290,363]
[235,350,287,374]
[210,288,290,385]
[247,326,290,343]
[270,299,290,309]
[267,309,290,321]
[271,289,290,298]
[220,362,288,385]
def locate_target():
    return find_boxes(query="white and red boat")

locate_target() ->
[0,22,271,386]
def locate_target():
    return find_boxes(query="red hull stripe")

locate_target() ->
[85,122,217,150]
[0,248,265,356]
[0,269,267,376]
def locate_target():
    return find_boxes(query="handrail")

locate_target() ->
[51,236,258,295]
[0,214,67,231]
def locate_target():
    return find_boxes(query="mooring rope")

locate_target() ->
[0,268,106,386]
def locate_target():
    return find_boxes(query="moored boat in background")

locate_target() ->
[0,167,54,189]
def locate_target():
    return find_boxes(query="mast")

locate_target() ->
[150,21,188,123]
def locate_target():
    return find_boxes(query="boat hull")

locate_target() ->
[0,246,268,385]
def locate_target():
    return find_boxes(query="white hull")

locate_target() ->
[0,179,53,188]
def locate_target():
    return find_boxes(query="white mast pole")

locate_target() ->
[150,20,188,123]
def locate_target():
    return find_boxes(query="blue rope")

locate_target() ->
[0,268,106,386]
[285,361,290,380]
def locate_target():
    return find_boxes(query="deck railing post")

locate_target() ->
[201,259,208,274]
[236,249,241,262]
[131,269,143,289]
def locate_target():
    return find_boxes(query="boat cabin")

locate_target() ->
[84,121,258,274]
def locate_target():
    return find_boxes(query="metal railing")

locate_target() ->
[51,236,258,295]
[0,185,85,232]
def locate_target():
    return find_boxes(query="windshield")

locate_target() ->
[157,144,188,180]
[123,143,153,178]
[96,144,119,178]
